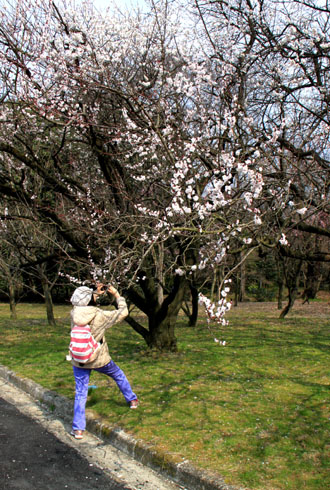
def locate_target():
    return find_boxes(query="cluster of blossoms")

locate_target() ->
[58,272,87,285]
[198,283,232,345]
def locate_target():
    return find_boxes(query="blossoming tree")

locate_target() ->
[0,0,329,348]
[192,0,330,315]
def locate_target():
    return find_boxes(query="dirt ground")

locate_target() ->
[231,292,330,319]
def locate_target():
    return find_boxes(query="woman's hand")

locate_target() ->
[107,285,120,298]
[95,283,106,295]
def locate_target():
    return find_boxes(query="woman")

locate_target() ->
[69,283,138,440]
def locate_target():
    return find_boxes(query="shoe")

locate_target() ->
[130,399,139,409]
[71,429,83,439]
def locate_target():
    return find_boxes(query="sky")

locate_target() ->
[92,0,148,12]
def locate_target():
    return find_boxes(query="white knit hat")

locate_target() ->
[70,286,93,306]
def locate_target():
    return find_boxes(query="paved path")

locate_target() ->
[0,396,129,490]
[0,379,184,490]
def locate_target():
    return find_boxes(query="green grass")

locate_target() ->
[0,301,329,490]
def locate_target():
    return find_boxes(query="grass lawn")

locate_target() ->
[0,298,329,490]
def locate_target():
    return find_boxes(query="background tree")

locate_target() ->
[192,0,330,310]
[0,200,67,323]
[0,239,22,319]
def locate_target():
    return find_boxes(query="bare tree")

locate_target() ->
[0,200,68,324]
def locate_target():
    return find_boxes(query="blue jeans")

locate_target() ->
[72,360,137,431]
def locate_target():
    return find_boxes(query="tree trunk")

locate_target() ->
[148,314,178,351]
[188,284,199,327]
[38,265,56,326]
[239,257,246,302]
[277,279,284,310]
[276,254,284,310]
[279,286,299,318]
[127,273,186,351]
[9,280,17,320]
[279,259,303,318]
[154,243,164,305]
[210,269,217,302]
[210,266,224,302]
[234,278,239,307]
[44,282,56,326]
[301,261,323,304]
[182,282,199,327]
[181,281,198,327]
[147,277,186,351]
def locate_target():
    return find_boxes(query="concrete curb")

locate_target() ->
[0,364,244,490]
